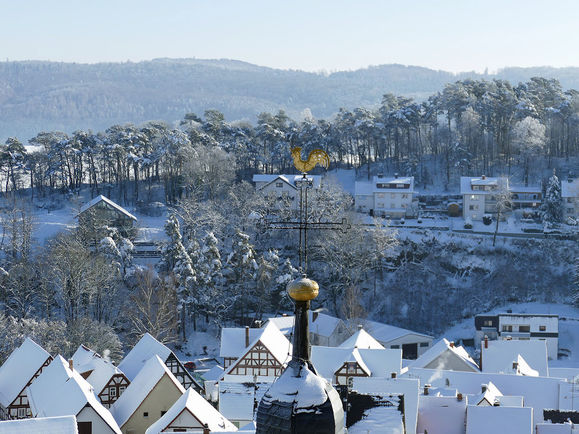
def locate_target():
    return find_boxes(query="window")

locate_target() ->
[143,412,149,418]
[420,342,429,347]
[17,408,26,418]
[109,387,117,397]
[470,194,478,200]
[483,320,493,327]
[539,325,546,331]
[502,325,512,332]
[276,182,283,188]
[402,194,408,199]
[391,193,396,199]
[397,184,405,188]
[519,325,530,332]
[119,386,126,394]
[390,345,400,349]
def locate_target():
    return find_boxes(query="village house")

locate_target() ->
[0,337,52,419]
[562,176,579,221]
[252,174,322,210]
[118,333,202,393]
[460,175,509,221]
[360,319,433,359]
[145,387,236,433]
[219,322,291,379]
[409,338,479,372]
[0,415,79,434]
[27,356,121,434]
[311,345,402,386]
[78,195,137,237]
[265,311,350,347]
[111,355,185,434]
[354,174,417,218]
[510,184,542,211]
[475,313,559,360]
[337,326,384,350]
[72,345,131,408]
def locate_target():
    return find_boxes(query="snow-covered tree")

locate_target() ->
[493,178,513,247]
[272,257,298,312]
[512,116,546,185]
[542,172,563,224]
[225,230,258,321]
[573,256,579,308]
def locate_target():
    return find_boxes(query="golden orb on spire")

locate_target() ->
[287,276,319,301]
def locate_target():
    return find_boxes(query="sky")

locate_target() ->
[2,0,579,73]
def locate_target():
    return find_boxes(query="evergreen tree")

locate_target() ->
[196,232,228,327]
[225,230,258,322]
[542,172,563,224]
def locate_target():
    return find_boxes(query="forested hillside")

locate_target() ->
[4,59,579,140]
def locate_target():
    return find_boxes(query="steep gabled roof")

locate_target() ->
[471,381,503,406]
[224,322,292,376]
[220,327,267,359]
[0,415,78,434]
[466,405,533,434]
[72,345,127,395]
[118,333,172,381]
[339,328,385,350]
[360,319,432,343]
[145,388,236,434]
[0,337,51,407]
[27,356,121,434]
[265,312,344,339]
[111,355,185,428]
[409,338,479,372]
[79,195,137,221]
[482,339,548,377]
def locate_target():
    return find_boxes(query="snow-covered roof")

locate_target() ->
[118,333,172,381]
[561,178,579,198]
[79,195,137,221]
[219,381,271,421]
[72,345,126,395]
[253,174,322,190]
[0,337,51,407]
[145,388,237,434]
[469,381,502,406]
[27,355,121,434]
[510,185,542,193]
[0,415,78,434]
[339,328,385,349]
[482,339,548,377]
[404,367,562,423]
[347,393,404,433]
[264,312,344,340]
[465,405,533,434]
[360,319,433,344]
[111,355,185,428]
[224,322,291,376]
[373,176,415,193]
[460,176,507,195]
[311,346,402,381]
[417,395,467,434]
[536,422,576,433]
[203,365,225,382]
[220,327,269,359]
[409,338,479,372]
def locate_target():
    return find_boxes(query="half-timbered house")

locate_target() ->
[145,387,236,433]
[221,322,292,380]
[0,337,52,419]
[72,345,130,408]
[27,356,122,434]
[118,333,202,393]
[111,355,185,434]
[311,346,402,386]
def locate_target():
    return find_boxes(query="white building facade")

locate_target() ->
[354,175,417,218]
[461,176,509,221]
[562,177,579,221]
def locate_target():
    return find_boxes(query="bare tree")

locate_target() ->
[127,268,178,344]
[493,178,513,247]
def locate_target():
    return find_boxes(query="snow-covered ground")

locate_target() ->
[439,302,579,368]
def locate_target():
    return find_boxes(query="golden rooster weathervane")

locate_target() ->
[291,147,330,173]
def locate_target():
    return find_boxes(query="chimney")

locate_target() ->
[391,372,397,379]
[457,393,463,401]
[481,175,486,180]
[394,173,399,179]
[481,384,487,394]
[424,384,430,396]
[68,359,74,371]
[245,326,250,348]
[358,324,363,331]
[484,335,488,349]
[493,400,500,407]
[449,341,455,348]
[512,361,518,371]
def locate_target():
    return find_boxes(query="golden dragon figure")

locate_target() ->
[291,147,330,173]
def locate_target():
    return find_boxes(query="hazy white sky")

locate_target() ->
[2,0,578,73]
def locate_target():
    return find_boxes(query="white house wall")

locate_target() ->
[382,335,432,358]
[77,406,117,434]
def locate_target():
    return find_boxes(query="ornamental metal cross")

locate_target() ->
[261,172,351,274]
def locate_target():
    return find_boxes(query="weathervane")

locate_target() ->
[262,147,350,274]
